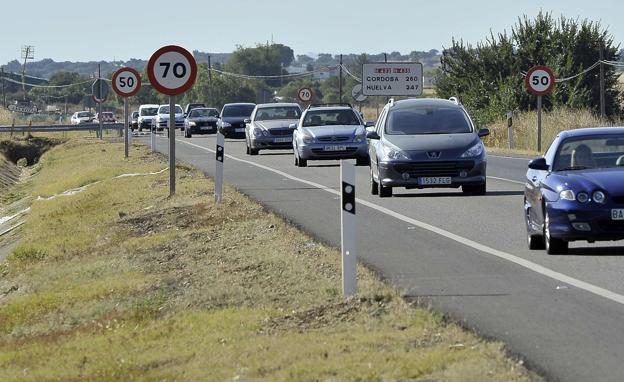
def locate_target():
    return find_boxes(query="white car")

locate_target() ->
[70,111,93,125]
[154,104,184,131]
[137,104,159,131]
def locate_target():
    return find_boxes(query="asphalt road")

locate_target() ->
[141,131,624,381]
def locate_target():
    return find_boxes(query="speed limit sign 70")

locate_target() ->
[298,87,313,102]
[147,45,197,96]
[525,65,555,96]
[112,67,141,97]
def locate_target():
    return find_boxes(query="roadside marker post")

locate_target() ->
[506,111,513,149]
[525,65,555,153]
[111,67,141,158]
[215,132,225,204]
[147,45,197,196]
[340,160,357,297]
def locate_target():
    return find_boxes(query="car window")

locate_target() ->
[222,105,255,117]
[189,109,218,118]
[255,106,301,121]
[302,109,360,127]
[385,106,473,135]
[140,108,158,116]
[553,135,624,171]
[77,112,90,118]
[158,106,183,114]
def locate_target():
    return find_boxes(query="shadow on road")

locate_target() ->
[565,246,624,256]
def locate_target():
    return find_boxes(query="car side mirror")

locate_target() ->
[477,128,490,138]
[528,157,549,171]
[244,118,251,123]
[366,131,380,140]
[288,123,297,130]
[365,121,375,127]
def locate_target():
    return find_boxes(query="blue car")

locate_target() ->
[524,127,624,254]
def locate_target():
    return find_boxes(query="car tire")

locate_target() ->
[356,157,369,166]
[544,211,568,254]
[249,147,259,155]
[295,151,307,167]
[379,183,392,198]
[370,169,379,195]
[528,233,545,250]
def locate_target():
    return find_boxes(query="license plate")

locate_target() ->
[200,126,213,131]
[418,177,452,185]
[235,128,245,133]
[274,137,291,143]
[323,145,347,151]
[612,209,624,220]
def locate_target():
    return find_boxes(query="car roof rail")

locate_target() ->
[449,96,460,105]
[306,102,353,109]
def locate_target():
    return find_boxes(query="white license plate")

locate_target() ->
[612,209,624,220]
[323,145,347,151]
[274,137,291,143]
[418,177,452,185]
[235,128,245,133]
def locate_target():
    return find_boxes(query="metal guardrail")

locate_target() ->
[0,123,124,133]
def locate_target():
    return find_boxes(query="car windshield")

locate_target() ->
[302,109,360,127]
[255,106,301,121]
[103,112,113,117]
[189,109,219,118]
[385,106,473,135]
[159,106,183,114]
[132,112,139,118]
[553,135,624,171]
[140,108,158,116]
[221,105,255,117]
[77,112,90,118]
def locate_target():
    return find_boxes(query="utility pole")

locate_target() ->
[599,46,606,120]
[339,54,343,103]
[384,53,389,103]
[21,45,35,101]
[1,67,5,108]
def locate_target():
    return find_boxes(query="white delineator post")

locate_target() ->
[215,132,225,204]
[340,160,357,297]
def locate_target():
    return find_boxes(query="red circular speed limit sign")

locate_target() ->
[112,67,141,97]
[298,87,313,102]
[525,65,555,96]
[147,45,197,96]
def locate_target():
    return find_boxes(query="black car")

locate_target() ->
[218,103,256,138]
[184,108,220,137]
[184,103,206,116]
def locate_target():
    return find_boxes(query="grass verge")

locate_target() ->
[0,138,539,381]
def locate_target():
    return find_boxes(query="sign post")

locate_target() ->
[340,160,357,297]
[92,75,109,140]
[215,132,225,204]
[525,65,555,152]
[351,84,367,112]
[147,45,197,196]
[111,67,141,158]
[362,62,423,97]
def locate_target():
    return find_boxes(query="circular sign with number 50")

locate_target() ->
[112,67,141,97]
[525,65,555,96]
[147,45,197,96]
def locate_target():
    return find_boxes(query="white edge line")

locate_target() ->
[487,176,526,185]
[172,137,624,307]
[489,154,532,161]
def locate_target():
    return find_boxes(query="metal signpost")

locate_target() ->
[525,65,555,152]
[340,160,357,297]
[92,71,109,140]
[147,45,198,197]
[111,67,141,158]
[215,132,225,204]
[362,62,423,96]
[351,84,367,112]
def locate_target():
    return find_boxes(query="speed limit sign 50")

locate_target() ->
[112,67,141,97]
[147,45,197,96]
[525,65,555,96]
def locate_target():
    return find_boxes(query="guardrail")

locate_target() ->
[0,123,124,133]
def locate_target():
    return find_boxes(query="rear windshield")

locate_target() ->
[189,109,219,118]
[159,106,183,114]
[302,109,360,127]
[77,112,91,118]
[222,104,255,118]
[140,108,158,116]
[255,106,301,121]
[385,106,473,135]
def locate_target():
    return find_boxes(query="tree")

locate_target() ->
[435,11,622,124]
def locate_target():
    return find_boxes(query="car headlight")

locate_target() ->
[354,133,366,143]
[593,190,606,204]
[189,121,196,127]
[220,121,231,128]
[382,143,409,160]
[302,134,315,144]
[577,192,590,203]
[253,128,263,137]
[559,190,575,201]
[460,142,484,158]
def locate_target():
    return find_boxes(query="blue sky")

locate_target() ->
[1,0,622,64]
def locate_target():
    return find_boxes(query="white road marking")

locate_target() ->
[170,136,624,307]
[489,154,533,161]
[487,176,526,185]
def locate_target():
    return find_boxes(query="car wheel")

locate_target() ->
[356,157,369,166]
[544,211,568,254]
[370,168,379,195]
[295,150,307,167]
[249,147,259,155]
[379,183,392,198]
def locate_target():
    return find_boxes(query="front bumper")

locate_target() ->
[250,135,293,150]
[546,203,624,242]
[219,122,247,137]
[188,122,217,134]
[297,142,368,160]
[377,158,486,188]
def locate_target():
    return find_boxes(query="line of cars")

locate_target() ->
[70,111,117,125]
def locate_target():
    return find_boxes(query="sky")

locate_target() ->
[1,0,622,65]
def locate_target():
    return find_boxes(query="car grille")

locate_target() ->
[196,121,216,127]
[159,120,184,127]
[392,161,475,177]
[311,147,358,155]
[269,128,292,136]
[317,136,350,142]
[598,220,624,232]
[612,196,624,205]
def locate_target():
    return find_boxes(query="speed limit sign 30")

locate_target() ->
[112,67,141,97]
[147,45,197,96]
[525,65,555,96]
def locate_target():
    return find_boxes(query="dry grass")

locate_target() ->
[0,139,540,381]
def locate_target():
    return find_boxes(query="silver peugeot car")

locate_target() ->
[245,103,302,155]
[292,104,371,167]
[367,98,489,197]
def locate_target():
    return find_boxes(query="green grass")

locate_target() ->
[0,138,539,381]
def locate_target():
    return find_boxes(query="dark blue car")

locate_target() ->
[524,127,624,254]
